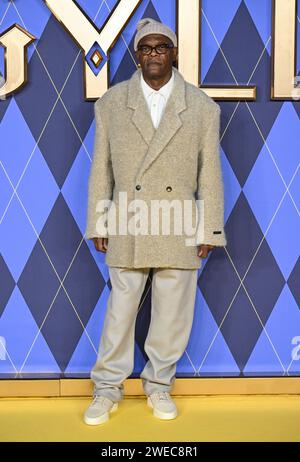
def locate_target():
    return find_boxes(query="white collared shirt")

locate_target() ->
[140,69,174,129]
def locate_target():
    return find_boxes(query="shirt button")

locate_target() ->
[136,184,141,190]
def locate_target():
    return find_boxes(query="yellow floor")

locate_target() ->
[0,395,299,442]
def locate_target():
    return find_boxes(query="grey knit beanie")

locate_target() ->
[134,18,177,52]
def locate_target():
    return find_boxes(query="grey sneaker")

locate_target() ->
[147,391,178,420]
[84,395,118,425]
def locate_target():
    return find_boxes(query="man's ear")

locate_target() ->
[172,48,178,65]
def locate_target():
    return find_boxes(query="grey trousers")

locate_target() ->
[90,266,198,402]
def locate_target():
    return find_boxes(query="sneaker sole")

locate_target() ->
[147,397,178,420]
[84,402,118,426]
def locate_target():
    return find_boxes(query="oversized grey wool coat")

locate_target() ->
[85,66,227,269]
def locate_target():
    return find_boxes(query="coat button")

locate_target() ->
[136,184,141,190]
[166,186,172,192]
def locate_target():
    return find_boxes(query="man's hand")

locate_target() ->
[92,237,108,253]
[198,244,215,258]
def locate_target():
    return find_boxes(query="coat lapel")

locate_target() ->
[127,66,187,179]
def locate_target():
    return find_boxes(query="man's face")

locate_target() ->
[135,34,178,79]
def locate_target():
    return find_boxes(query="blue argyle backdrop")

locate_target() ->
[0,0,299,378]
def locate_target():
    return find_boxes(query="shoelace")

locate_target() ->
[156,392,170,401]
[92,395,108,406]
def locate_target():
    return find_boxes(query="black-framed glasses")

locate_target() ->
[137,43,174,55]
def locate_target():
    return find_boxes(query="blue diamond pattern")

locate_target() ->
[0,0,299,377]
[18,148,59,235]
[244,0,272,54]
[287,257,300,308]
[86,42,107,75]
[243,144,286,234]
[66,284,111,373]
[76,0,118,30]
[245,284,300,374]
[0,195,38,282]
[0,286,60,373]
[201,0,242,80]
[0,99,37,186]
[61,119,94,235]
[265,193,300,280]
[184,288,239,374]
[0,255,15,317]
[266,103,300,185]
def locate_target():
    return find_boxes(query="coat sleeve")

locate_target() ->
[85,100,115,240]
[195,104,227,247]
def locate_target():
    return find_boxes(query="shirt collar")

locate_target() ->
[140,69,174,99]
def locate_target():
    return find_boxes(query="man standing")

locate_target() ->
[84,18,227,425]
